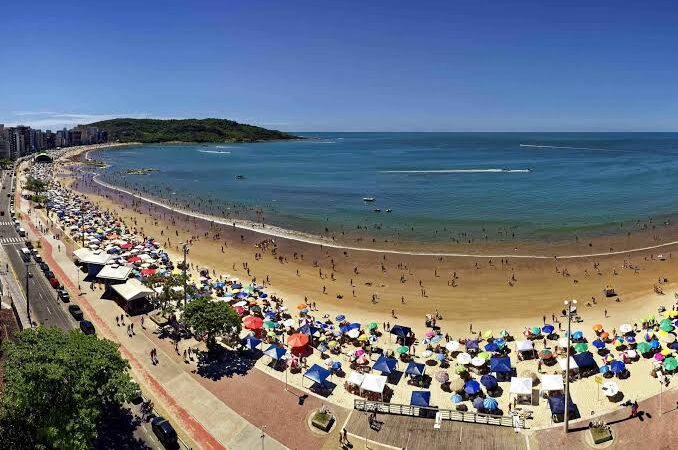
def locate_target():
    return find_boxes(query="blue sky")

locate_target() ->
[1,0,677,131]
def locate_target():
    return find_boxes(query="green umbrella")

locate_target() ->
[499,329,510,337]
[664,357,678,371]
[574,343,588,353]
[454,364,467,374]
[368,322,378,330]
[636,342,651,354]
[531,326,541,335]
[659,319,674,332]
[478,351,492,360]
[263,320,276,329]
[396,345,409,354]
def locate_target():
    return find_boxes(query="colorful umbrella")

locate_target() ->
[288,333,309,348]
[396,345,409,354]
[464,380,481,395]
[435,371,449,383]
[663,357,678,371]
[483,398,499,410]
[542,324,555,334]
[450,394,463,404]
[574,342,588,353]
[592,339,606,349]
[243,316,263,330]
[592,323,604,332]
[636,342,651,353]
[368,322,378,330]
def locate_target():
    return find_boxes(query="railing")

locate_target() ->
[354,399,528,429]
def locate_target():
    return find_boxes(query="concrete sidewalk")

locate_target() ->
[24,206,288,450]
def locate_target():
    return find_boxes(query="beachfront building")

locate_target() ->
[110,278,155,315]
[73,248,113,278]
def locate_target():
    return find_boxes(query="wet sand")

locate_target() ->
[51,145,678,340]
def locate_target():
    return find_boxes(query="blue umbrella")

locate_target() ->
[259,293,268,298]
[650,339,661,349]
[610,360,626,374]
[464,380,481,395]
[494,338,506,349]
[483,398,499,410]
[480,374,497,389]
[331,361,342,370]
[436,352,446,362]
[599,365,610,375]
[625,336,636,344]
[472,397,485,410]
[241,335,261,350]
[450,394,463,404]
[431,335,443,344]
[542,324,555,334]
[317,343,328,353]
[485,342,499,353]
[592,339,606,349]
[335,314,346,322]
[571,331,584,340]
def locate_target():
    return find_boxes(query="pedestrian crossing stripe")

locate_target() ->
[0,237,24,244]
[0,222,14,226]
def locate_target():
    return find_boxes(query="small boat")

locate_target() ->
[235,175,246,180]
[386,209,392,213]
[363,197,375,202]
[373,209,381,212]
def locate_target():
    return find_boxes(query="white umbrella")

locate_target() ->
[421,350,433,358]
[457,352,472,365]
[445,341,460,352]
[602,381,619,397]
[282,318,295,327]
[471,357,486,367]
[661,333,676,343]
[347,328,360,339]
[619,324,633,334]
[233,301,247,307]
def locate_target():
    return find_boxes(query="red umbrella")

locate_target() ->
[243,316,264,330]
[127,256,141,263]
[120,242,134,249]
[141,268,156,276]
[288,333,310,348]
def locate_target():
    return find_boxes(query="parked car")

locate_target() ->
[49,277,60,289]
[151,417,179,449]
[57,289,70,303]
[79,320,95,335]
[39,262,49,272]
[45,270,55,279]
[68,305,83,321]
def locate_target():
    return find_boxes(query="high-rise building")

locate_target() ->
[0,124,8,159]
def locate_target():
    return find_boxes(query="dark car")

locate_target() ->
[57,289,70,303]
[151,417,178,449]
[24,240,33,249]
[39,262,49,272]
[49,277,60,289]
[45,270,55,279]
[68,304,84,321]
[79,320,95,335]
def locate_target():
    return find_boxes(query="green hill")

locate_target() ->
[88,118,299,143]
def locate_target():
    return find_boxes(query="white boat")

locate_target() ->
[362,197,375,202]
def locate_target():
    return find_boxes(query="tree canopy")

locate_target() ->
[0,327,136,450]
[182,297,241,348]
[89,118,300,143]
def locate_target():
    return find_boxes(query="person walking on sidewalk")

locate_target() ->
[130,322,134,335]
[140,316,145,329]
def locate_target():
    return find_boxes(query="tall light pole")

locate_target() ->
[180,242,189,307]
[25,260,32,327]
[563,298,577,433]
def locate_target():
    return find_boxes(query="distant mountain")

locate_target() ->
[88,118,300,143]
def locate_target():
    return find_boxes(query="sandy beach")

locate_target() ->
[54,145,678,340]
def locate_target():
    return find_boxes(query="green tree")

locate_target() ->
[182,297,242,349]
[25,176,48,194]
[142,272,196,313]
[0,327,136,450]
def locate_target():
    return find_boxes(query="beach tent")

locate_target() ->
[510,377,533,404]
[263,345,287,361]
[516,340,534,351]
[548,396,577,422]
[540,374,565,395]
[298,323,321,336]
[373,355,398,375]
[489,356,512,381]
[360,374,388,400]
[405,362,426,377]
[558,357,578,371]
[241,335,261,350]
[410,391,431,407]
[573,351,597,375]
[390,325,411,338]
[303,364,332,387]
[465,339,480,353]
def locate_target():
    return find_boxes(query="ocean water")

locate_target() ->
[93,132,678,242]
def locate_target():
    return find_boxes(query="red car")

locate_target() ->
[49,278,60,289]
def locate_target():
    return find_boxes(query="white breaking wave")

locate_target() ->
[215,145,234,149]
[197,150,231,154]
[520,144,626,152]
[380,169,531,174]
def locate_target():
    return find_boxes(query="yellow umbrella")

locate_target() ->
[661,348,672,356]
[668,311,678,318]
[267,331,276,337]
[171,268,181,275]
[482,330,493,339]
[328,341,338,348]
[319,336,327,342]
[358,334,369,342]
[658,329,669,337]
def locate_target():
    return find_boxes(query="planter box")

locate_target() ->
[590,427,613,445]
[311,412,335,432]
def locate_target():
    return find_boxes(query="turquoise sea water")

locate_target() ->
[94,133,678,242]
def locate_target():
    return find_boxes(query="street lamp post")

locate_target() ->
[180,242,189,307]
[563,298,577,433]
[25,260,31,327]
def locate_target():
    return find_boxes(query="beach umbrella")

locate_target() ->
[471,356,485,367]
[431,335,443,344]
[422,350,433,359]
[483,398,499,410]
[435,371,449,383]
[436,352,446,362]
[530,326,541,336]
[296,303,307,310]
[396,345,409,354]
[592,324,604,332]
[614,337,625,348]
[368,322,378,330]
[602,381,619,397]
[650,339,661,350]
[425,330,436,338]
[645,331,655,341]
[457,352,472,365]
[263,320,277,330]
[464,380,481,396]
[574,343,589,353]
[604,354,615,363]
[571,331,584,340]
[233,300,248,307]
[482,330,493,339]
[654,353,665,362]
[499,329,510,338]
[557,337,570,348]
[610,360,626,375]
[454,365,467,375]
[663,357,678,371]
[661,348,672,356]
[619,324,633,334]
[335,314,346,322]
[542,324,555,334]
[625,335,636,344]
[282,318,295,327]
[478,352,492,360]
[446,341,460,352]
[539,349,554,360]
[347,328,361,339]
[473,397,485,410]
[449,378,465,392]
[241,335,261,350]
[600,331,610,340]
[599,365,610,375]
[660,318,673,329]
[317,343,328,353]
[636,342,651,354]
[358,334,369,342]
[328,340,338,348]
[494,338,506,349]
[288,333,309,348]
[480,374,498,389]
[484,342,499,353]
[450,394,463,404]
[243,316,263,330]
[592,339,606,349]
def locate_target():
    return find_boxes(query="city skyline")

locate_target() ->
[1,0,677,132]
